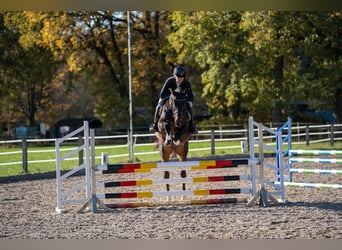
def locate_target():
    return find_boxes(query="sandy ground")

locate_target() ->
[0,155,341,239]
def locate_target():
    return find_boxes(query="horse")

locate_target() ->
[155,87,193,192]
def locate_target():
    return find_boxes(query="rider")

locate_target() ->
[150,66,198,133]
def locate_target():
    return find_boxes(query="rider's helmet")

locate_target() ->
[173,66,185,77]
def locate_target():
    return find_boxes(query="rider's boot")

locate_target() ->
[150,104,161,132]
[189,106,198,134]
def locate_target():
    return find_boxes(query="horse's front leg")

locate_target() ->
[173,132,180,145]
[164,123,172,146]
[173,126,189,146]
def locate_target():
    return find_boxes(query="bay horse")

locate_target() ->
[155,87,192,192]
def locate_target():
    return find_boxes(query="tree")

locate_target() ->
[27,11,176,127]
[241,11,342,122]
[168,11,253,123]
[130,11,171,110]
[0,12,57,128]
[168,11,342,123]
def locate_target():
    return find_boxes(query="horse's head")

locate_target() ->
[169,88,188,128]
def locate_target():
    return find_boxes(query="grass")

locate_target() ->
[0,140,341,177]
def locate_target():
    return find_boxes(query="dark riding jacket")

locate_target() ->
[159,76,194,103]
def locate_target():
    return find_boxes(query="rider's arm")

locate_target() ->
[160,77,173,99]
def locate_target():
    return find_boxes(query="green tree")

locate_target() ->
[168,11,342,123]
[241,11,342,122]
[168,11,253,123]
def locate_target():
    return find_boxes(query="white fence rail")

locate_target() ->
[0,122,341,172]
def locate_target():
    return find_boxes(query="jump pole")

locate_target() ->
[93,158,253,210]
[285,148,342,188]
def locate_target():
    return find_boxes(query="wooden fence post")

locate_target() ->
[22,138,28,173]
[210,129,215,155]
[330,123,334,146]
[305,125,310,146]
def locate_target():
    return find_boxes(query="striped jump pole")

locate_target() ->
[289,158,342,164]
[97,174,251,188]
[289,149,342,156]
[96,159,249,174]
[282,182,342,189]
[96,187,251,199]
[105,197,248,209]
[289,168,342,175]
[286,148,342,191]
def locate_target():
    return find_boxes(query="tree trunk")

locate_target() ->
[272,55,284,123]
[334,88,342,122]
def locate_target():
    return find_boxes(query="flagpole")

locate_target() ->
[127,11,133,161]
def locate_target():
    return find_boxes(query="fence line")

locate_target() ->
[1,123,342,172]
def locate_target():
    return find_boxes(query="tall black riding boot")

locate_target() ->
[150,104,161,132]
[188,106,198,134]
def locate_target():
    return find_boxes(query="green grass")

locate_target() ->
[0,140,341,177]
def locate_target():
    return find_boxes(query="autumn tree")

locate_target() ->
[25,11,175,127]
[130,12,171,106]
[0,12,57,128]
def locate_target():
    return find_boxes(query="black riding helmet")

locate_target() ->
[173,66,185,77]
